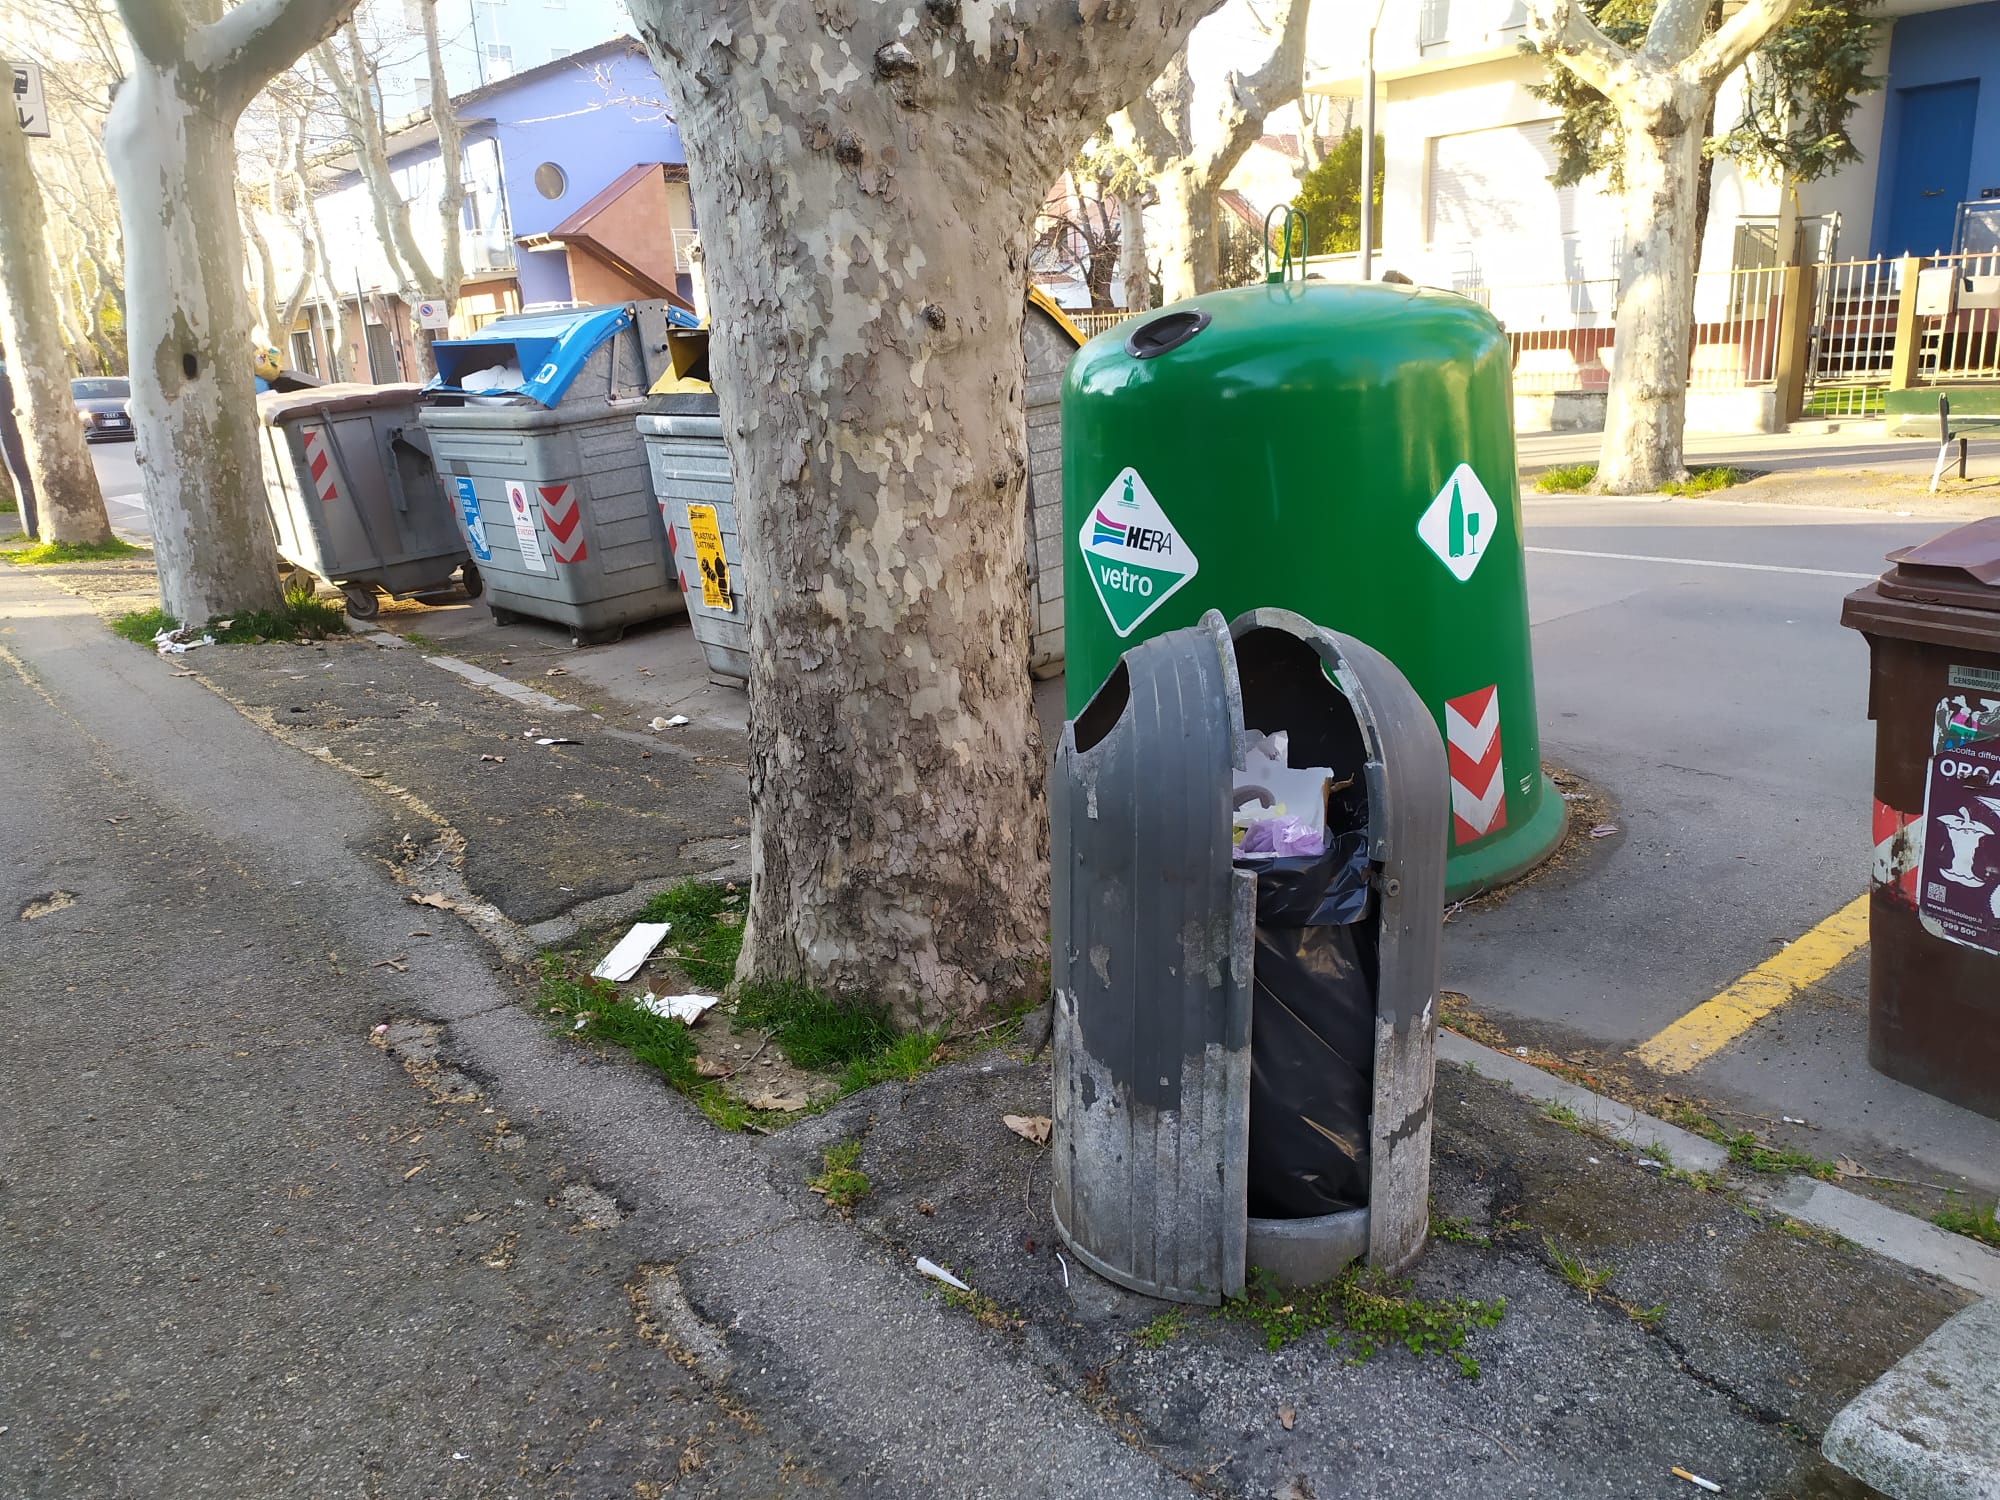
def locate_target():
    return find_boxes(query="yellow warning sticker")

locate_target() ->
[685,504,732,610]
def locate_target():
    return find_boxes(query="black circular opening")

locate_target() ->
[1124,308,1210,360]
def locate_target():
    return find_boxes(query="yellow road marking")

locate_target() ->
[1631,894,1871,1074]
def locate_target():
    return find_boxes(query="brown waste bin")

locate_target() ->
[1840,516,2000,1120]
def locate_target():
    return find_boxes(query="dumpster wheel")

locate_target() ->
[459,561,483,599]
[343,587,381,621]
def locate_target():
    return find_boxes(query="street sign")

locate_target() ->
[11,60,49,137]
[415,298,450,330]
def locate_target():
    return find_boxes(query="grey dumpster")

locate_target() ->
[421,302,684,645]
[638,395,749,685]
[259,383,473,619]
[1051,607,1448,1304]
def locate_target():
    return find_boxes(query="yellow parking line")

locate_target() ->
[1631,894,1871,1075]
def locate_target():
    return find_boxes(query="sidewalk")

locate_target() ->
[7,532,1996,1496]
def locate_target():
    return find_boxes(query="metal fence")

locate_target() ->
[1466,265,1789,397]
[1805,257,1900,417]
[1069,309,1133,340]
[1921,251,2000,384]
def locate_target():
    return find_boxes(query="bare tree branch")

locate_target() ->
[1524,0,1632,96]
[1686,0,1809,87]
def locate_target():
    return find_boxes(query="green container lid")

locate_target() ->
[1061,280,1564,897]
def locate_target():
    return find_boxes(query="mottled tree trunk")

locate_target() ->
[0,112,113,546]
[627,0,1221,1024]
[1151,169,1213,305]
[1117,194,1150,313]
[1598,87,1706,493]
[106,0,359,622]
[1122,0,1311,302]
[1528,0,1804,492]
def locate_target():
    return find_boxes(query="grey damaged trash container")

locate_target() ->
[1051,607,1448,1305]
[638,394,750,685]
[421,302,684,645]
[259,383,473,619]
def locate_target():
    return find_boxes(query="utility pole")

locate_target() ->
[1360,0,1388,282]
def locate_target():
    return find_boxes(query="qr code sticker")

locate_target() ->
[1928,882,1948,903]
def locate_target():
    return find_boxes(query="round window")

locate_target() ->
[533,162,567,200]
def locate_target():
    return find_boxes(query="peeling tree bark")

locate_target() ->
[0,112,113,546]
[1528,0,1804,492]
[624,0,1223,1026]
[105,0,361,622]
[1116,0,1312,303]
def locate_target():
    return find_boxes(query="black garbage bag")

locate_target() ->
[1244,829,1379,1219]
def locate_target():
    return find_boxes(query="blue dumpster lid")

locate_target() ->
[425,304,635,408]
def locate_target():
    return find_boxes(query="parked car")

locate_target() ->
[71,377,133,443]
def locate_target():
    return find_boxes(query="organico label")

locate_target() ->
[1077,467,1198,637]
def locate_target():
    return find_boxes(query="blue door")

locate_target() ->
[1882,80,1979,255]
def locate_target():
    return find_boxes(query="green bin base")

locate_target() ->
[1444,774,1568,901]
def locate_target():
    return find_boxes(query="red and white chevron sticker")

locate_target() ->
[538,484,587,565]
[1445,684,1507,845]
[1872,798,1920,906]
[301,425,339,503]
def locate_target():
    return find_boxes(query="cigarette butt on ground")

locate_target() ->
[1671,1468,1722,1493]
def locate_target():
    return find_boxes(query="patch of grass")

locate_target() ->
[1721,1131,1838,1181]
[1540,1099,1588,1133]
[736,979,895,1068]
[2,536,147,564]
[637,879,746,988]
[1933,1199,2000,1249]
[808,1138,870,1213]
[112,607,177,645]
[540,954,697,1088]
[1543,1235,1616,1302]
[1779,1216,1856,1253]
[1533,462,1598,494]
[1659,465,1749,497]
[1135,1307,1190,1348]
[108,588,346,647]
[943,1284,1025,1332]
[1222,1266,1506,1378]
[209,586,348,642]
[1429,1202,1491,1248]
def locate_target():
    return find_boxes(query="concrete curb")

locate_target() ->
[349,622,582,715]
[1821,1298,2000,1500]
[1436,1030,2000,1299]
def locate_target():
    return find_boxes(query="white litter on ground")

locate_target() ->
[915,1257,970,1291]
[634,992,720,1025]
[591,922,671,982]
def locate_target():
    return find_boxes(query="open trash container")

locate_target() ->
[421,302,683,645]
[1051,607,1448,1304]
[259,382,472,619]
[1840,517,2000,1119]
[638,392,749,685]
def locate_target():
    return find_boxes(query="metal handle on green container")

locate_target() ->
[1263,205,1307,285]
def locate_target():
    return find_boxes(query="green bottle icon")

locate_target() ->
[1122,474,1136,508]
[1447,480,1465,558]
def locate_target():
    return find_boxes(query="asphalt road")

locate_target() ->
[86,438,149,540]
[1448,493,2000,1193]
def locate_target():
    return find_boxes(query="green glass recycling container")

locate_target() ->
[1061,280,1563,896]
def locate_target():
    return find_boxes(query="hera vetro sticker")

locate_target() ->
[1916,693,2000,955]
[504,481,548,574]
[1077,467,1198,637]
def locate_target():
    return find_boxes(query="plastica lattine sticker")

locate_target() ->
[1417,463,1499,583]
[1076,467,1198,637]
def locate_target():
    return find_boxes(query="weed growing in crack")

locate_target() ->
[808,1139,870,1213]
[637,880,747,988]
[943,1284,1025,1331]
[1934,1198,2000,1249]
[1221,1266,1506,1378]
[1429,1205,1492,1248]
[1135,1307,1189,1348]
[1543,1236,1616,1302]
